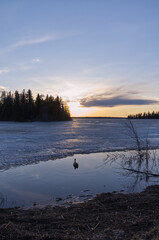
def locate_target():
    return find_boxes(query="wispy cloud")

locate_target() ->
[11,35,53,49]
[81,62,129,75]
[0,61,37,76]
[0,35,54,54]
[0,31,79,55]
[82,64,112,75]
[2,52,44,75]
[32,58,41,63]
[0,68,11,75]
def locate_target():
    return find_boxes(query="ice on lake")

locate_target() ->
[0,118,159,168]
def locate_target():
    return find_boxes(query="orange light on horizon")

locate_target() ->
[68,100,159,118]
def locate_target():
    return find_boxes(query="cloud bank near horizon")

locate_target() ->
[80,95,159,108]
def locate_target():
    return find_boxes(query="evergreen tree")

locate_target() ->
[35,94,43,119]
[14,91,20,121]
[27,89,34,120]
[20,90,27,121]
[1,92,13,120]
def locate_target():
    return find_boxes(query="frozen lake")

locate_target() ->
[1,118,159,207]
[1,118,159,169]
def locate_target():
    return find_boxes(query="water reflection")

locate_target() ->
[1,151,159,208]
[104,149,159,191]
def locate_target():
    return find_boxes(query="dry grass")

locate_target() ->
[0,185,159,239]
[131,224,159,240]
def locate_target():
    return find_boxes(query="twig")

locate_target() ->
[123,167,159,177]
[90,221,100,232]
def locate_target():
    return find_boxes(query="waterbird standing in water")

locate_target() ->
[73,159,79,170]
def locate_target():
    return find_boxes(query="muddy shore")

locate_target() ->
[1,185,159,240]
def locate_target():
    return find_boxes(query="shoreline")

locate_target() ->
[1,147,158,171]
[1,185,159,239]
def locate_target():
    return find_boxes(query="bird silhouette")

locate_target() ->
[73,159,79,170]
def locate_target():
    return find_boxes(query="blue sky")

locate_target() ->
[1,0,159,116]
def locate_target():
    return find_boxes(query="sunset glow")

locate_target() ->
[1,1,159,117]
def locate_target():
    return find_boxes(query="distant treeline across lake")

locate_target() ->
[128,111,159,119]
[0,89,71,122]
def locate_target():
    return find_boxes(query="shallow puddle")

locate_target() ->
[1,151,159,208]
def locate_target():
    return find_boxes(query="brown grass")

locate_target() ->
[1,185,159,239]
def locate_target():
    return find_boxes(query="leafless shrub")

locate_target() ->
[125,119,151,160]
[104,119,159,186]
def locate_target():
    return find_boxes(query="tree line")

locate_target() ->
[128,111,159,119]
[0,89,71,122]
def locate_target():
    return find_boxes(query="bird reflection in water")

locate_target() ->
[73,159,79,170]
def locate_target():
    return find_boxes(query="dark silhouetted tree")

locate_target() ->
[13,91,20,121]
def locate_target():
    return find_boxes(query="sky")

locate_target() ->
[0,0,159,117]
